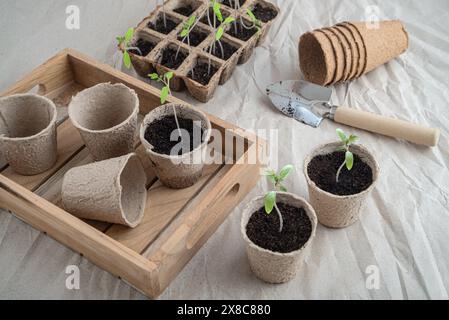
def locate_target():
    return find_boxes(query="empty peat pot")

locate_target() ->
[61,153,147,228]
[68,83,139,161]
[304,142,380,228]
[0,94,57,175]
[140,103,211,189]
[241,193,318,284]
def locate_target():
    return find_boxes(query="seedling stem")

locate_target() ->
[159,0,167,28]
[176,14,198,60]
[335,129,359,183]
[148,72,182,137]
[206,3,235,73]
[264,165,294,233]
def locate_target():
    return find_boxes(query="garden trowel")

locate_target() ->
[266,80,440,147]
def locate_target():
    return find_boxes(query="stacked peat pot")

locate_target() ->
[121,0,279,102]
[299,20,409,85]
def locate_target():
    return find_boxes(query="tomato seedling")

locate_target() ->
[335,129,359,183]
[116,27,141,69]
[264,164,294,233]
[148,71,182,137]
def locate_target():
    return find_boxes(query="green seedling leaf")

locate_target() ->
[279,185,288,192]
[264,191,276,214]
[180,29,189,37]
[215,27,224,41]
[279,164,294,181]
[165,71,174,81]
[187,14,196,26]
[149,73,160,80]
[348,134,359,145]
[223,17,235,25]
[123,51,131,69]
[345,151,354,170]
[125,28,134,43]
[336,128,347,142]
[213,2,223,22]
[247,9,256,21]
[160,86,169,104]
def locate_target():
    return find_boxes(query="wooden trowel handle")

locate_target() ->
[334,107,440,147]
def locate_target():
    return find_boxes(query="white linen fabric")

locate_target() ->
[0,0,448,299]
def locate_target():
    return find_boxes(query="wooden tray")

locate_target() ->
[0,48,265,298]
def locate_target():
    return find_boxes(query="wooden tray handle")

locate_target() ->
[334,106,440,147]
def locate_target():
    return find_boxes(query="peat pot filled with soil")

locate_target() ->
[241,193,318,284]
[140,103,211,189]
[304,142,380,228]
[172,0,201,17]
[148,13,179,35]
[177,26,209,47]
[200,8,230,28]
[227,20,258,42]
[185,56,222,102]
[251,2,279,23]
[126,35,161,77]
[222,0,246,8]
[128,38,157,57]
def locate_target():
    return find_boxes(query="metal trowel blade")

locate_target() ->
[266,80,332,128]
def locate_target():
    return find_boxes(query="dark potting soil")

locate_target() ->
[144,115,204,155]
[200,9,230,28]
[252,3,278,23]
[307,151,373,196]
[227,21,257,41]
[128,39,155,56]
[222,0,245,8]
[161,47,188,70]
[173,4,195,16]
[188,62,219,85]
[148,16,178,35]
[210,41,238,60]
[177,28,209,47]
[246,203,312,254]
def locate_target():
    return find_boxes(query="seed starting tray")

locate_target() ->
[122,0,280,102]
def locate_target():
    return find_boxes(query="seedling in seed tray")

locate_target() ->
[148,71,182,136]
[246,9,262,35]
[116,28,142,69]
[180,14,198,46]
[175,14,198,60]
[159,0,168,28]
[335,129,359,183]
[264,165,294,233]
[206,2,235,73]
[225,0,258,34]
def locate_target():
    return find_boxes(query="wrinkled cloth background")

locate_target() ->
[0,0,448,300]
